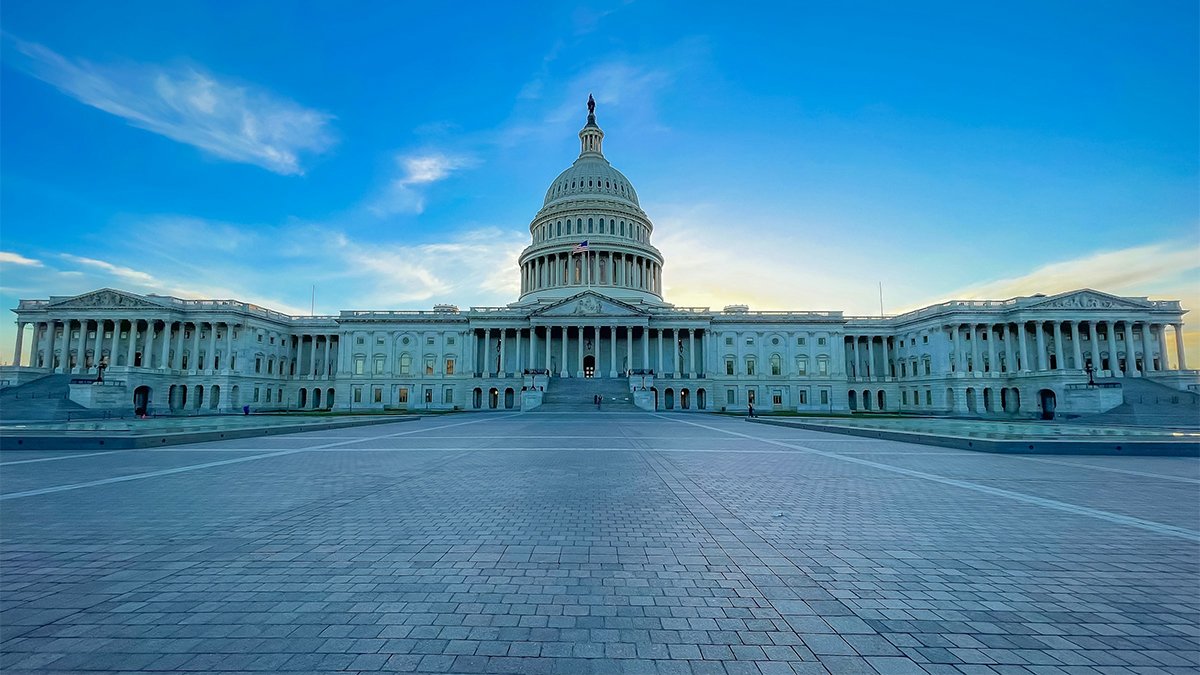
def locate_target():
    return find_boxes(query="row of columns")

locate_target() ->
[474,326,703,378]
[946,320,1185,376]
[14,318,238,374]
[521,251,661,295]
[11,319,343,380]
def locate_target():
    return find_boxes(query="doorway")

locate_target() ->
[1038,389,1056,420]
[133,386,150,416]
[583,355,595,378]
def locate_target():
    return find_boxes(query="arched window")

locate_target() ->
[620,221,625,236]
[769,354,782,376]
[398,353,411,375]
[557,221,562,236]
[599,218,605,233]
[567,220,572,234]
[577,218,583,232]
[588,218,594,233]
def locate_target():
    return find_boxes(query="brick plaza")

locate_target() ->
[2,413,1197,674]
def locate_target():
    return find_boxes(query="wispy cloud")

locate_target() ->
[5,36,336,175]
[371,151,476,215]
[941,241,1200,301]
[0,251,43,267]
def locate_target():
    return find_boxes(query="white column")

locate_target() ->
[515,328,523,374]
[1017,323,1029,373]
[144,320,156,369]
[64,319,78,373]
[968,326,980,375]
[303,335,314,377]
[46,321,59,372]
[224,324,235,372]
[174,323,185,371]
[1071,321,1083,371]
[576,326,584,377]
[125,319,139,369]
[528,327,537,372]
[1174,323,1188,370]
[641,326,648,371]
[1106,321,1119,375]
[1123,322,1136,376]
[162,321,173,371]
[1035,322,1047,371]
[544,327,552,373]
[628,326,638,372]
[1051,321,1063,370]
[1140,323,1154,372]
[323,335,332,378]
[656,329,663,375]
[691,326,700,374]
[190,322,200,372]
[673,329,682,376]
[500,328,508,377]
[986,324,997,376]
[206,322,216,372]
[866,337,875,379]
[556,324,566,372]
[12,321,25,367]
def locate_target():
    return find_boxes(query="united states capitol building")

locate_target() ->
[6,102,1196,418]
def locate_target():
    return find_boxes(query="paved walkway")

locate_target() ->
[2,412,1197,674]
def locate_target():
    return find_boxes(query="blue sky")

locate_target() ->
[2,1,1198,362]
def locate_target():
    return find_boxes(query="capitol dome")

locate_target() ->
[542,158,640,208]
[516,97,664,306]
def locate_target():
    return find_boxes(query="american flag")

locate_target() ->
[572,240,589,253]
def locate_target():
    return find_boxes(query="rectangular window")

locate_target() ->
[354,387,362,403]
[447,336,455,346]
[902,391,908,404]
[425,357,435,375]
[797,360,807,376]
[444,388,454,404]
[798,337,806,346]
[746,361,755,376]
[253,387,260,402]
[923,335,928,344]
[725,359,735,375]
[799,390,807,404]
[255,357,262,373]
[818,337,826,346]
[926,390,932,405]
[772,393,783,406]
[771,361,782,376]
[818,360,827,376]
[725,336,734,346]
[374,387,382,403]
[374,357,384,374]
[726,389,736,405]
[745,338,754,345]
[376,336,385,344]
[747,389,756,405]
[820,390,829,405]
[270,337,275,344]
[277,390,282,403]
[266,388,272,402]
[267,360,273,374]
[445,359,455,375]
[257,333,262,342]
[426,337,435,345]
[354,357,364,375]
[398,388,409,403]
[356,336,365,345]
[424,388,433,403]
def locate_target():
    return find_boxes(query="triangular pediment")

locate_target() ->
[46,288,167,310]
[1024,289,1150,311]
[533,291,647,318]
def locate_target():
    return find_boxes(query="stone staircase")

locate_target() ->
[0,374,92,422]
[535,376,640,412]
[1071,377,1200,428]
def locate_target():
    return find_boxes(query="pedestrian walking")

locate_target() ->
[747,403,755,418]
